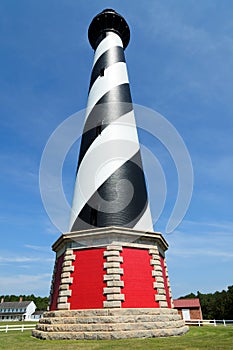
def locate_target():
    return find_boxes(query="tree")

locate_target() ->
[0,294,49,310]
[178,286,233,319]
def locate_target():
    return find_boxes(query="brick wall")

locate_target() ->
[177,307,202,320]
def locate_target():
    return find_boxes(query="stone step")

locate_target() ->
[36,319,185,333]
[32,325,189,340]
[43,307,177,318]
[39,313,181,325]
[33,308,188,340]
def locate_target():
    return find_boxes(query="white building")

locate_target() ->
[0,299,36,321]
[30,310,44,320]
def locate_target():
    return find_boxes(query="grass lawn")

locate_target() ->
[0,326,232,350]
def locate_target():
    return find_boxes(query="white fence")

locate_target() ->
[1,320,233,332]
[185,319,233,326]
[0,324,37,333]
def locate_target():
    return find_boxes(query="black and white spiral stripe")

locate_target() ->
[69,32,153,232]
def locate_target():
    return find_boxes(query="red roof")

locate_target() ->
[173,298,200,308]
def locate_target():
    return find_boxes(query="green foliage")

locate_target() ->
[179,285,233,319]
[0,295,49,311]
[179,292,196,299]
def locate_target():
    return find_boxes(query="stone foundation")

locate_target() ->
[32,308,188,340]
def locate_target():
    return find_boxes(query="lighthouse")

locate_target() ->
[69,8,153,233]
[33,9,188,340]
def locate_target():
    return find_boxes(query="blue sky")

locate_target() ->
[0,1,232,298]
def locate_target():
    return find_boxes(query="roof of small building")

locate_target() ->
[32,310,44,315]
[173,298,201,308]
[0,301,32,309]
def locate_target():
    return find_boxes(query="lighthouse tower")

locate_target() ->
[33,9,188,340]
[69,9,153,233]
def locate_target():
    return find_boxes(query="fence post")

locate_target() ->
[214,319,216,326]
[198,320,200,327]
[5,325,8,333]
[21,324,24,332]
[223,320,226,326]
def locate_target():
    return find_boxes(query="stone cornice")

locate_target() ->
[52,226,168,254]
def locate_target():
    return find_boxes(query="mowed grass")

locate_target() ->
[0,326,233,350]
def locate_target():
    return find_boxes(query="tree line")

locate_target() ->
[0,294,49,311]
[179,285,233,320]
[1,285,233,318]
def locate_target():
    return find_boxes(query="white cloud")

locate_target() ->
[0,153,38,191]
[169,247,233,259]
[167,220,233,262]
[166,219,233,297]
[0,256,53,263]
[176,219,233,232]
[0,273,51,296]
[24,244,49,252]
